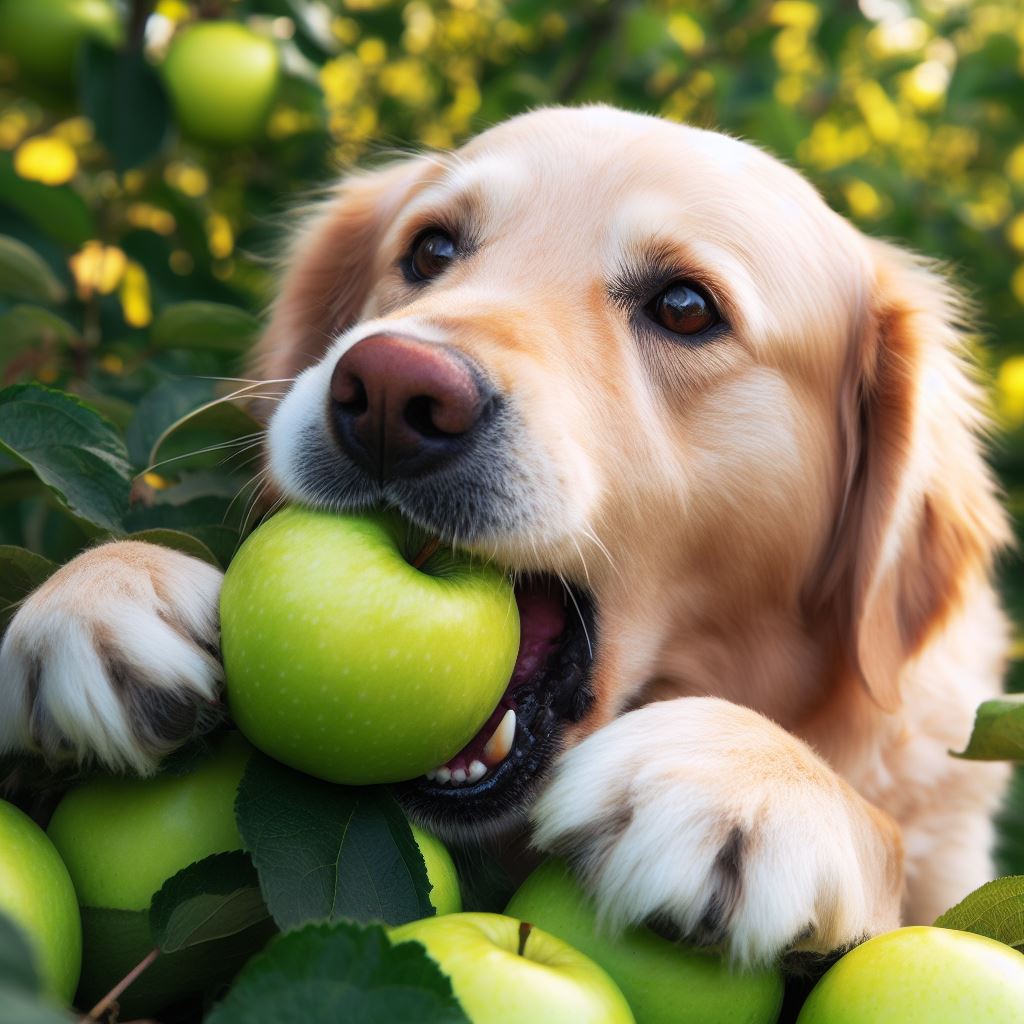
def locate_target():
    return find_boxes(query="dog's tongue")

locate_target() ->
[426,580,567,782]
[508,580,568,689]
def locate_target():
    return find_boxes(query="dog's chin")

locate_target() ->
[393,576,596,845]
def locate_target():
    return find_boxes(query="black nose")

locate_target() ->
[329,334,494,480]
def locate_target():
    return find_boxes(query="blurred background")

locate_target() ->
[0,0,1022,861]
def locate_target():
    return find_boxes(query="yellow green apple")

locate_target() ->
[220,507,519,785]
[161,22,281,145]
[390,912,635,1024]
[0,800,81,1001]
[797,925,1024,1023]
[505,858,784,1024]
[411,823,461,915]
[46,733,258,1015]
[0,0,122,89]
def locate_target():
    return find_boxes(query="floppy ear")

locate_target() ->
[812,240,1009,712]
[248,156,434,385]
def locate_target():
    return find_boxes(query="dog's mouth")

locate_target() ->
[394,574,596,839]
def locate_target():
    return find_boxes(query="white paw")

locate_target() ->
[531,698,902,963]
[0,541,225,774]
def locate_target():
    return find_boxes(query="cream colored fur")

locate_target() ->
[0,106,1010,962]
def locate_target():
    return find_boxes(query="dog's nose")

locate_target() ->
[329,334,491,480]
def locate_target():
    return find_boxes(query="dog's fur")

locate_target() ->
[0,107,1012,962]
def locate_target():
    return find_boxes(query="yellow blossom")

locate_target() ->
[70,242,127,300]
[14,136,77,185]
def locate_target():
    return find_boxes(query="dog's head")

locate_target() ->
[256,106,1007,839]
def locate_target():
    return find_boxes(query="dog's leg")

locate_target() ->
[0,541,224,775]
[531,697,904,963]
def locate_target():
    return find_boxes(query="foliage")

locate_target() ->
[2,0,1024,1020]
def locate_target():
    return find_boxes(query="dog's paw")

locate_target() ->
[0,541,225,774]
[531,697,902,964]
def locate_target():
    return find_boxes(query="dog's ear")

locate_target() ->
[248,156,433,384]
[811,240,1009,711]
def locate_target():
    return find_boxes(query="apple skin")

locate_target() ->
[161,22,281,145]
[47,733,251,911]
[0,800,81,1002]
[0,0,122,89]
[410,823,461,915]
[797,926,1024,1024]
[220,507,520,785]
[505,858,784,1024]
[390,912,635,1024]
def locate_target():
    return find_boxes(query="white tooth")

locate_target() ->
[483,708,516,765]
[435,766,451,784]
[467,760,487,783]
[425,769,436,781]
[452,767,468,784]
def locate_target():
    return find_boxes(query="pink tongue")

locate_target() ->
[441,581,568,771]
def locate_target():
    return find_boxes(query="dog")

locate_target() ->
[0,106,1012,964]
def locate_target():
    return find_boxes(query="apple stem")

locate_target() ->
[80,947,160,1022]
[517,921,532,957]
[410,536,441,570]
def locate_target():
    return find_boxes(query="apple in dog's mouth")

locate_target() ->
[396,575,596,835]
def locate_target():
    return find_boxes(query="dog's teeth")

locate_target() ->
[452,767,468,784]
[467,759,487,783]
[483,708,516,765]
[425,769,436,781]
[434,766,451,784]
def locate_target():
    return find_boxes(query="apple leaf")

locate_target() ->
[934,875,1024,951]
[151,302,262,354]
[206,920,470,1024]
[0,384,132,533]
[0,306,77,364]
[128,528,222,568]
[124,376,219,469]
[150,852,273,954]
[951,696,1024,761]
[235,754,434,929]
[0,912,72,1024]
[0,545,58,632]
[80,41,170,172]
[0,235,67,305]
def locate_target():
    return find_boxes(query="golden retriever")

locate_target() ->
[0,106,1012,963]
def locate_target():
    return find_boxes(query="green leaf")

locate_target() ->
[127,528,222,567]
[206,920,470,1024]
[0,384,131,532]
[0,911,41,994]
[124,377,218,468]
[78,904,275,1019]
[0,912,71,1024]
[151,302,262,354]
[0,306,76,365]
[952,696,1024,761]
[235,755,434,930]
[0,155,95,247]
[0,236,66,304]
[150,851,271,954]
[934,875,1024,951]
[0,545,58,632]
[79,41,170,172]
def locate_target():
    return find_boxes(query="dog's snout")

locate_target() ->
[329,333,492,479]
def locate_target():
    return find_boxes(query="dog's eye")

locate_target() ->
[648,281,719,336]
[409,230,457,281]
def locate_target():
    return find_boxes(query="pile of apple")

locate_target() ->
[3,506,1024,1023]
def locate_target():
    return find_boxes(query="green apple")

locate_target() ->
[220,507,520,785]
[0,0,122,89]
[797,925,1024,1023]
[505,858,783,1024]
[47,733,261,1015]
[161,22,281,145]
[390,912,635,1024]
[411,823,461,915]
[0,800,81,1001]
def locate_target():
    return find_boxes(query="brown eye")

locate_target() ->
[650,282,719,336]
[410,230,457,281]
